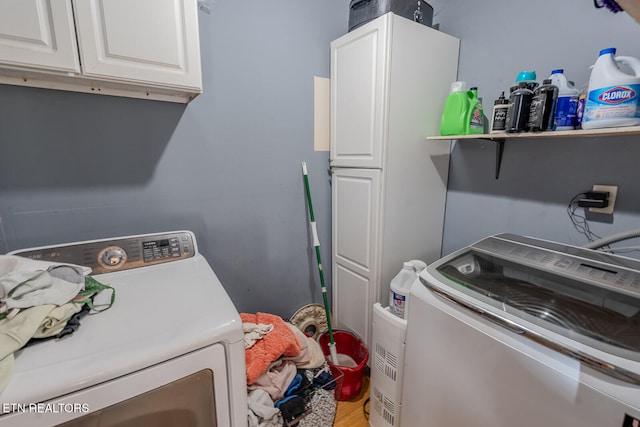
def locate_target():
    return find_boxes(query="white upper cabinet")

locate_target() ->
[0,0,203,103]
[73,0,201,91]
[0,0,80,73]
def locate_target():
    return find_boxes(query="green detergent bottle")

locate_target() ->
[440,81,470,136]
[467,87,485,134]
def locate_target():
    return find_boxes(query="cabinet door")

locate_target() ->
[330,14,389,169]
[0,0,80,73]
[72,0,202,90]
[331,168,381,348]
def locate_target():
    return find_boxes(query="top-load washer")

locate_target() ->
[401,233,640,427]
[0,231,247,427]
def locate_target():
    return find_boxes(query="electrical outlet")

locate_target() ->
[590,185,618,214]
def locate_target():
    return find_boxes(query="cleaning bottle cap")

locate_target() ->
[516,70,537,82]
[494,91,508,105]
[450,81,466,92]
[551,69,564,74]
[599,47,616,56]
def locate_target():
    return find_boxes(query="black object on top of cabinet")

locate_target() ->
[349,0,433,32]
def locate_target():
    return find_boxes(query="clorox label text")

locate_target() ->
[598,86,636,104]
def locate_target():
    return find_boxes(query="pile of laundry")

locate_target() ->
[242,312,340,427]
[0,255,114,392]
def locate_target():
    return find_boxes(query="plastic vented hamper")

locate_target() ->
[369,303,407,427]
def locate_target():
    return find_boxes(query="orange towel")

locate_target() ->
[241,312,302,384]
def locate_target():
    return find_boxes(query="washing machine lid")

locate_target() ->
[425,234,640,366]
[1,231,243,406]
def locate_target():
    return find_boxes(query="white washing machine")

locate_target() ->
[0,231,247,427]
[401,233,640,427]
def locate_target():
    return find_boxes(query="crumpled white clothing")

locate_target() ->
[0,302,84,392]
[243,322,274,349]
[248,359,298,401]
[283,323,325,370]
[0,255,90,309]
[247,388,283,427]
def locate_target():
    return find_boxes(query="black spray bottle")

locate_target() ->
[505,82,534,133]
[490,91,509,132]
[527,79,559,132]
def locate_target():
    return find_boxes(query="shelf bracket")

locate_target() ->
[492,137,505,180]
[468,136,505,179]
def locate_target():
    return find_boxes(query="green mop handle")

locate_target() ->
[301,162,336,347]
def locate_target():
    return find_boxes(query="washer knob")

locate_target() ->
[99,246,127,268]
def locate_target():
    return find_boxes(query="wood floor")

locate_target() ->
[334,372,370,427]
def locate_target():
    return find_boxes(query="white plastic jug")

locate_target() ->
[582,47,640,129]
[389,261,419,319]
[548,69,580,130]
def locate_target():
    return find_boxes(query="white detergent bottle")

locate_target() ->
[582,47,640,129]
[389,262,417,320]
[549,69,580,130]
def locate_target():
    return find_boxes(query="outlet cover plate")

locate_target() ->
[590,185,618,214]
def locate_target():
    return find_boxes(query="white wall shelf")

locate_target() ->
[427,126,640,179]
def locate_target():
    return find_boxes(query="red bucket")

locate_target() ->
[318,330,369,401]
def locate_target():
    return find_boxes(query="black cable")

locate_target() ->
[363,397,370,421]
[567,192,604,244]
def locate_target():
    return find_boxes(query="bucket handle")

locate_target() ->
[318,328,365,343]
[615,56,640,77]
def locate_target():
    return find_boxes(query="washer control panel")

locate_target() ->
[10,231,196,274]
[473,234,640,296]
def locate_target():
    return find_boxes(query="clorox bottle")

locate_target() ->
[582,48,640,129]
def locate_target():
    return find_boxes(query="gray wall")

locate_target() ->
[4,0,639,318]
[432,0,640,255]
[0,0,348,318]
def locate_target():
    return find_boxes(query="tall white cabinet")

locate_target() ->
[330,13,459,348]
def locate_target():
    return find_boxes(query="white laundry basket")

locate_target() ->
[370,303,407,427]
